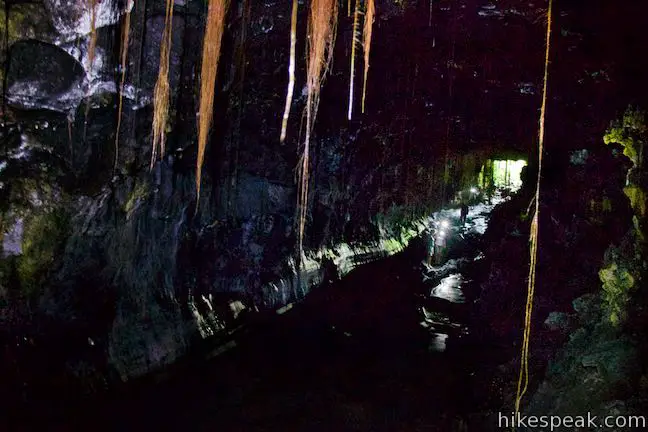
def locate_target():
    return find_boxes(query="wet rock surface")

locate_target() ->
[1,0,648,428]
[7,40,85,113]
[7,204,492,431]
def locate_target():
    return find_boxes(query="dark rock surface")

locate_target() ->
[0,0,647,426]
[7,40,85,113]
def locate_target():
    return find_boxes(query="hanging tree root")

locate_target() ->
[83,0,98,140]
[114,0,132,172]
[280,0,298,143]
[347,0,360,120]
[361,0,375,114]
[196,0,229,203]
[299,0,338,254]
[150,0,175,168]
[515,0,553,418]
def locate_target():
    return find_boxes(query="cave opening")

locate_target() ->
[478,158,528,192]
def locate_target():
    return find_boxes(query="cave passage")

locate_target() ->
[478,159,528,193]
[4,0,648,428]
[69,191,507,431]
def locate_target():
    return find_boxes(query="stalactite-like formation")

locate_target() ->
[196,0,229,202]
[515,0,553,415]
[280,0,298,143]
[150,0,175,168]
[361,0,375,114]
[347,0,360,120]
[114,0,132,171]
[300,0,338,254]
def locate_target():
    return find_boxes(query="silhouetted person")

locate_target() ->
[426,229,436,265]
[322,257,340,285]
[435,232,447,265]
[460,202,469,224]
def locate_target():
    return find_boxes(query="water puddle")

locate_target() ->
[428,332,449,352]
[430,273,467,304]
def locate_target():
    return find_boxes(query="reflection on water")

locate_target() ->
[428,332,449,352]
[430,273,467,304]
[419,306,461,328]
[416,193,505,359]
[422,257,469,281]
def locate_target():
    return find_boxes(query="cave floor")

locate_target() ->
[44,198,508,432]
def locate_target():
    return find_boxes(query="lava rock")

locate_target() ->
[543,311,573,333]
[7,40,85,113]
[572,293,601,324]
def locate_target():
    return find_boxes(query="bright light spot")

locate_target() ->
[478,159,527,192]
[441,220,449,228]
[470,187,478,194]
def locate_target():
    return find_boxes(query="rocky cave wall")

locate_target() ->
[0,0,489,381]
[1,0,647,383]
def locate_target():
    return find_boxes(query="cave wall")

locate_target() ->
[1,0,476,380]
[1,0,647,383]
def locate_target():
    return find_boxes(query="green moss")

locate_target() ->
[123,181,151,217]
[0,3,53,43]
[0,6,21,43]
[599,262,636,326]
[624,185,647,219]
[602,108,647,313]
[604,107,646,167]
[17,208,70,297]
[383,237,402,254]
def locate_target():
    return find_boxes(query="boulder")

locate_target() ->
[7,40,85,113]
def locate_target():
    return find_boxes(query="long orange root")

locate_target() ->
[196,0,229,203]
[150,0,174,168]
[300,0,338,253]
[87,0,97,71]
[515,0,553,415]
[83,0,98,139]
[361,0,375,114]
[114,1,132,171]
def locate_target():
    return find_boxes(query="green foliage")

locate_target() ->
[624,185,647,219]
[603,106,646,166]
[599,107,647,325]
[17,207,70,297]
[599,262,635,326]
